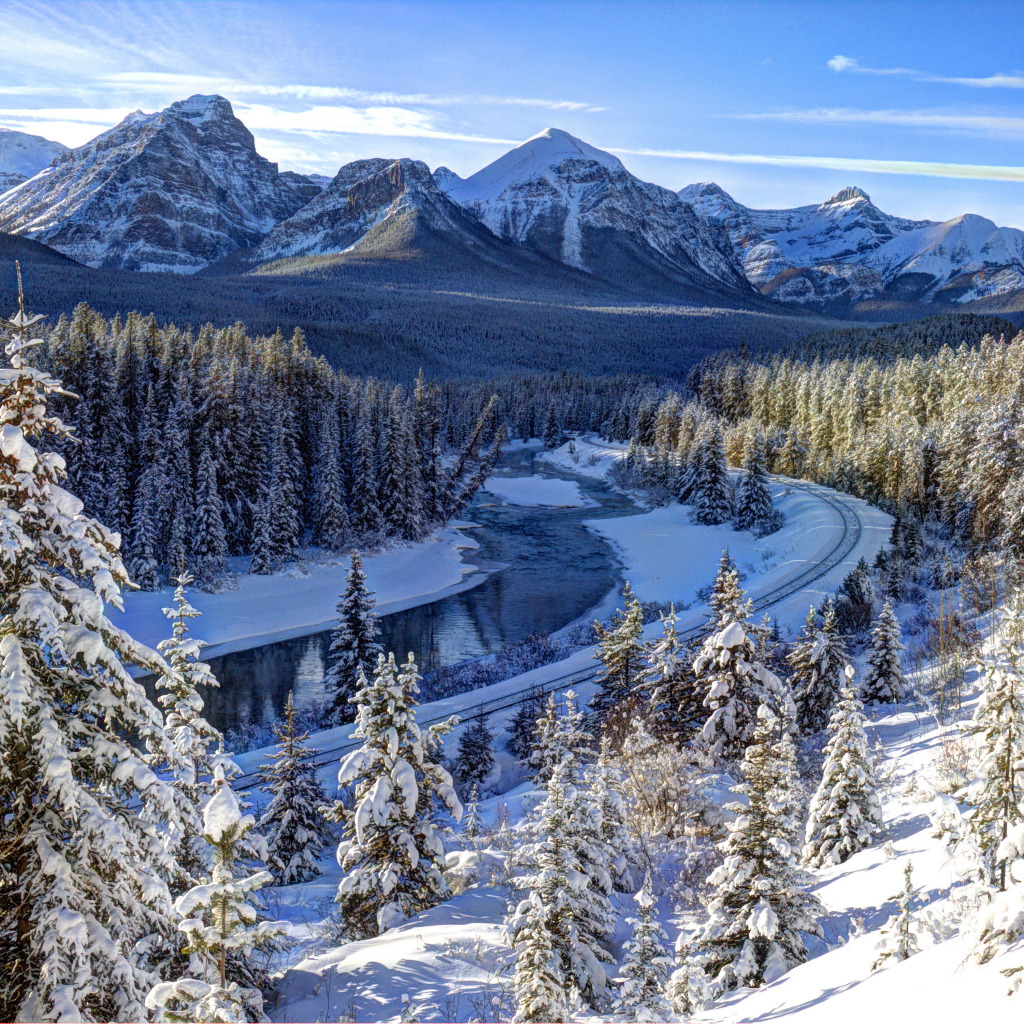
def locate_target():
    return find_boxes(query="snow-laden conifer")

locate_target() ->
[256,691,334,886]
[191,441,227,587]
[147,767,289,1023]
[611,873,674,1022]
[641,605,703,741]
[507,757,615,1012]
[157,568,235,886]
[687,706,823,998]
[331,653,462,938]
[803,668,882,868]
[528,688,595,787]
[862,598,907,704]
[695,610,788,765]
[964,593,1024,889]
[871,862,922,971]
[323,551,382,727]
[790,600,849,734]
[507,687,546,762]
[454,714,495,792]
[462,782,484,846]
[735,433,775,534]
[592,581,645,734]
[586,736,634,892]
[690,423,735,525]
[0,284,189,1023]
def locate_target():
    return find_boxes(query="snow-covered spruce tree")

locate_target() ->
[969,819,1024,982]
[256,691,334,886]
[312,410,350,552]
[591,581,645,735]
[0,286,189,1023]
[157,568,235,887]
[690,422,735,526]
[331,652,462,938]
[586,736,634,892]
[528,689,595,787]
[964,593,1024,889]
[840,556,874,608]
[789,600,849,734]
[735,433,775,534]
[507,687,546,762]
[508,880,567,1023]
[666,958,711,1018]
[695,607,788,766]
[323,551,383,727]
[705,549,753,636]
[687,706,823,998]
[191,440,227,587]
[507,757,615,1013]
[641,605,704,742]
[611,872,674,1022]
[147,768,289,1023]
[802,668,882,869]
[462,782,484,846]
[871,862,922,971]
[454,714,495,792]
[862,598,907,705]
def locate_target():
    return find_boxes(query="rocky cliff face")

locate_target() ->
[446,128,751,296]
[0,95,323,272]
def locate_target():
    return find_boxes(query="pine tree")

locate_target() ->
[587,736,634,892]
[313,410,350,552]
[191,441,227,587]
[323,552,383,727]
[666,959,711,1018]
[146,768,289,1023]
[157,568,234,887]
[871,863,922,971]
[611,873,674,1022]
[462,782,484,846]
[507,758,614,1012]
[862,598,906,704]
[591,581,645,735]
[528,689,595,787]
[641,606,703,742]
[687,706,823,998]
[802,670,882,868]
[705,549,753,637]
[690,423,735,525]
[695,613,788,765]
[454,714,495,791]
[256,691,334,886]
[331,653,462,938]
[790,600,849,734]
[0,284,189,1023]
[507,687,546,762]
[735,433,775,533]
[965,593,1024,889]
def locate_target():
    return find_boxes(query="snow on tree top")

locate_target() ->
[717,621,748,649]
[203,769,251,842]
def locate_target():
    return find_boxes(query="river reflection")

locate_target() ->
[147,448,639,733]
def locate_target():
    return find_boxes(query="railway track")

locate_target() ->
[231,477,863,791]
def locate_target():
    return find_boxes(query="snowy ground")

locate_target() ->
[482,474,592,508]
[110,525,482,658]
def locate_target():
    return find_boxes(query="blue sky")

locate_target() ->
[3,0,1024,224]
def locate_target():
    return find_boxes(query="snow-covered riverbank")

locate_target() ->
[110,525,483,658]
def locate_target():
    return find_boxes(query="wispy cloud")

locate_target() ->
[612,147,1024,182]
[734,108,1024,134]
[828,55,1024,89]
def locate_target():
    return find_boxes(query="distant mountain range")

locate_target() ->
[1,94,1023,313]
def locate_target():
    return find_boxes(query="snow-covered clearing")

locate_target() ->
[110,525,482,658]
[483,474,591,507]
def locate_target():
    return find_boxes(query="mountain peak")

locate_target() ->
[167,94,236,124]
[517,127,625,171]
[824,186,871,206]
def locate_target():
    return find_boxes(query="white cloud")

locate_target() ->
[612,146,1024,182]
[828,55,1024,88]
[734,108,1024,134]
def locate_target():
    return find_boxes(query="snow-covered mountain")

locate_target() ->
[0,95,324,272]
[0,129,68,194]
[447,128,751,296]
[250,156,520,265]
[682,182,1024,308]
